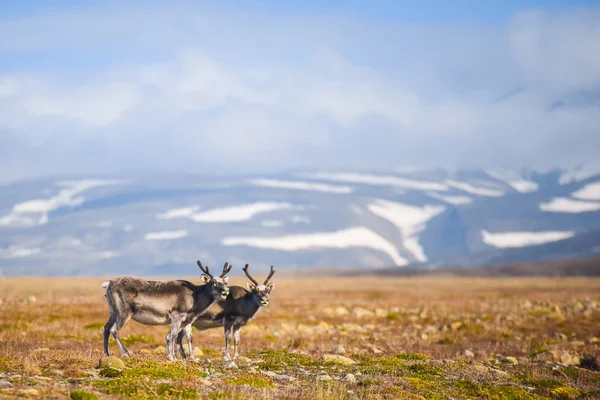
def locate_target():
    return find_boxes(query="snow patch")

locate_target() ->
[426,191,472,205]
[481,230,575,248]
[572,182,600,201]
[445,180,504,197]
[367,200,445,263]
[486,170,538,193]
[222,227,407,266]
[0,179,121,228]
[191,202,293,223]
[309,172,448,191]
[144,230,188,240]
[158,206,200,219]
[249,179,353,194]
[0,246,41,259]
[540,197,600,213]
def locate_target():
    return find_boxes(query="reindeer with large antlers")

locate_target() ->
[176,264,276,362]
[101,261,232,361]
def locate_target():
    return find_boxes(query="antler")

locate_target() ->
[264,265,276,284]
[242,264,259,286]
[220,262,233,278]
[197,260,213,278]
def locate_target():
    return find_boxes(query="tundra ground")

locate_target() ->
[0,276,599,399]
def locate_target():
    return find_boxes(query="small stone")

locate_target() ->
[335,306,350,316]
[98,356,125,371]
[343,373,357,384]
[317,374,333,381]
[371,347,383,354]
[32,347,50,353]
[450,321,463,330]
[504,357,519,365]
[0,380,12,389]
[333,345,346,355]
[248,367,258,374]
[352,307,374,318]
[322,354,356,365]
[420,333,429,340]
[490,368,509,376]
[463,349,475,358]
[25,296,37,304]
[355,371,362,376]
[199,379,212,386]
[18,389,39,396]
[318,321,329,330]
[473,364,489,373]
[589,337,600,344]
[374,308,387,317]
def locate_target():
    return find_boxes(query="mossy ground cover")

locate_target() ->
[0,276,599,399]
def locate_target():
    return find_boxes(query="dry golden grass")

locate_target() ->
[1,276,599,399]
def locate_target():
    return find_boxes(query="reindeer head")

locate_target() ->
[243,264,275,307]
[197,260,232,300]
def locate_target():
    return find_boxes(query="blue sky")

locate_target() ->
[1,1,599,181]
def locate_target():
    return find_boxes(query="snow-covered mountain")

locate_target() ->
[1,166,600,276]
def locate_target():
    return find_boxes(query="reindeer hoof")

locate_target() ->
[224,360,237,369]
[187,356,200,362]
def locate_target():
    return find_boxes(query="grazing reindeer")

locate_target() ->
[101,261,232,361]
[176,264,275,362]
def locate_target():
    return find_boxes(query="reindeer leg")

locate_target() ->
[223,322,233,361]
[102,314,117,357]
[232,325,241,360]
[111,314,132,357]
[176,329,187,360]
[167,313,184,361]
[184,325,199,361]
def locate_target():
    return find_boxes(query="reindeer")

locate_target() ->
[101,260,232,361]
[176,264,275,362]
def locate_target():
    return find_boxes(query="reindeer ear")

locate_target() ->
[266,282,275,293]
[246,282,255,291]
[223,276,229,284]
[201,274,211,283]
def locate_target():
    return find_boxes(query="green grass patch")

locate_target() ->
[358,378,382,387]
[437,337,457,345]
[253,349,334,371]
[396,352,432,361]
[84,322,104,330]
[121,335,156,346]
[386,313,399,321]
[224,373,276,389]
[70,390,98,400]
[94,359,207,398]
[551,387,581,399]
[44,315,62,323]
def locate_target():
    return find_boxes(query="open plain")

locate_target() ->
[0,276,599,399]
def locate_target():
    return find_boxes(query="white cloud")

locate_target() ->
[0,245,41,259]
[144,230,188,240]
[191,202,294,223]
[0,4,599,178]
[481,229,575,248]
[310,172,448,191]
[445,180,505,197]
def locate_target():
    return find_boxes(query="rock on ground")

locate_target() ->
[322,354,357,365]
[98,356,126,371]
